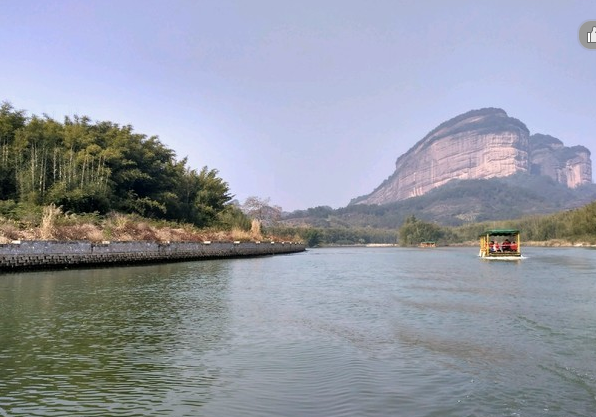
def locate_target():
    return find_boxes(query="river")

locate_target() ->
[1,246,596,416]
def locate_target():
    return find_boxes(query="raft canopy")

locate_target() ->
[479,229,520,237]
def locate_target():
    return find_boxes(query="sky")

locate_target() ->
[1,0,595,212]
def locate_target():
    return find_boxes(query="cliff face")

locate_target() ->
[529,134,592,189]
[353,108,592,206]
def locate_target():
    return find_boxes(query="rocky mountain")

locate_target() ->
[351,108,592,206]
[529,133,592,187]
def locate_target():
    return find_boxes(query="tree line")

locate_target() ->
[267,225,398,247]
[273,200,596,247]
[0,102,241,228]
[453,201,596,244]
[396,201,596,246]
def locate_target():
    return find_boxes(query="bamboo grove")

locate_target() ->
[0,102,237,228]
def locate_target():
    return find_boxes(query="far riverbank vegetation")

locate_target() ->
[270,200,596,247]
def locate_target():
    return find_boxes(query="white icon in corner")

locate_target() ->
[588,27,596,42]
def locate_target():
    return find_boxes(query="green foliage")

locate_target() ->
[46,182,110,214]
[268,225,397,246]
[0,101,233,228]
[216,205,252,231]
[398,215,445,246]
[304,229,322,247]
[281,191,596,246]
[0,201,44,227]
[443,200,596,245]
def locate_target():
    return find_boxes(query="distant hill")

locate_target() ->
[282,173,596,228]
[351,108,592,206]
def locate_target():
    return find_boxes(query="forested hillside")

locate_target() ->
[284,173,596,228]
[272,199,596,247]
[278,173,596,246]
[0,102,236,228]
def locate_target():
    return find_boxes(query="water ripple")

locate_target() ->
[2,248,596,416]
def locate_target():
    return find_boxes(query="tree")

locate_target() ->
[0,101,237,228]
[398,215,444,246]
[304,229,321,247]
[242,196,282,225]
[191,167,233,227]
[0,102,27,200]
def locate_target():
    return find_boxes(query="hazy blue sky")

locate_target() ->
[1,0,595,211]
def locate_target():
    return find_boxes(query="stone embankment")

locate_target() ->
[0,240,306,272]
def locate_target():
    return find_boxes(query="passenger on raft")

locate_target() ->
[501,239,511,251]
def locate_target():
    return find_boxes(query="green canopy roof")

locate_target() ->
[480,229,520,237]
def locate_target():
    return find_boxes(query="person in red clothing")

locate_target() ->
[510,241,518,252]
[501,239,511,251]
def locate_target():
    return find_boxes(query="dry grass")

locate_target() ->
[0,205,300,244]
[40,204,61,239]
[250,219,263,240]
[0,221,20,243]
[53,223,104,241]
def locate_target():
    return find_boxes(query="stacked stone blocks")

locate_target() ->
[0,240,306,271]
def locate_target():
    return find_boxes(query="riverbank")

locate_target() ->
[0,240,306,272]
[321,240,596,248]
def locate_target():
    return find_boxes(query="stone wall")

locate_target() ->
[0,240,306,272]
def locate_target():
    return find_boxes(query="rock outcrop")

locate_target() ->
[529,134,592,189]
[352,108,592,206]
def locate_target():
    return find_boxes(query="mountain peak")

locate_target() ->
[351,108,591,206]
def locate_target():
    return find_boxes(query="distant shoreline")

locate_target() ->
[317,240,596,248]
